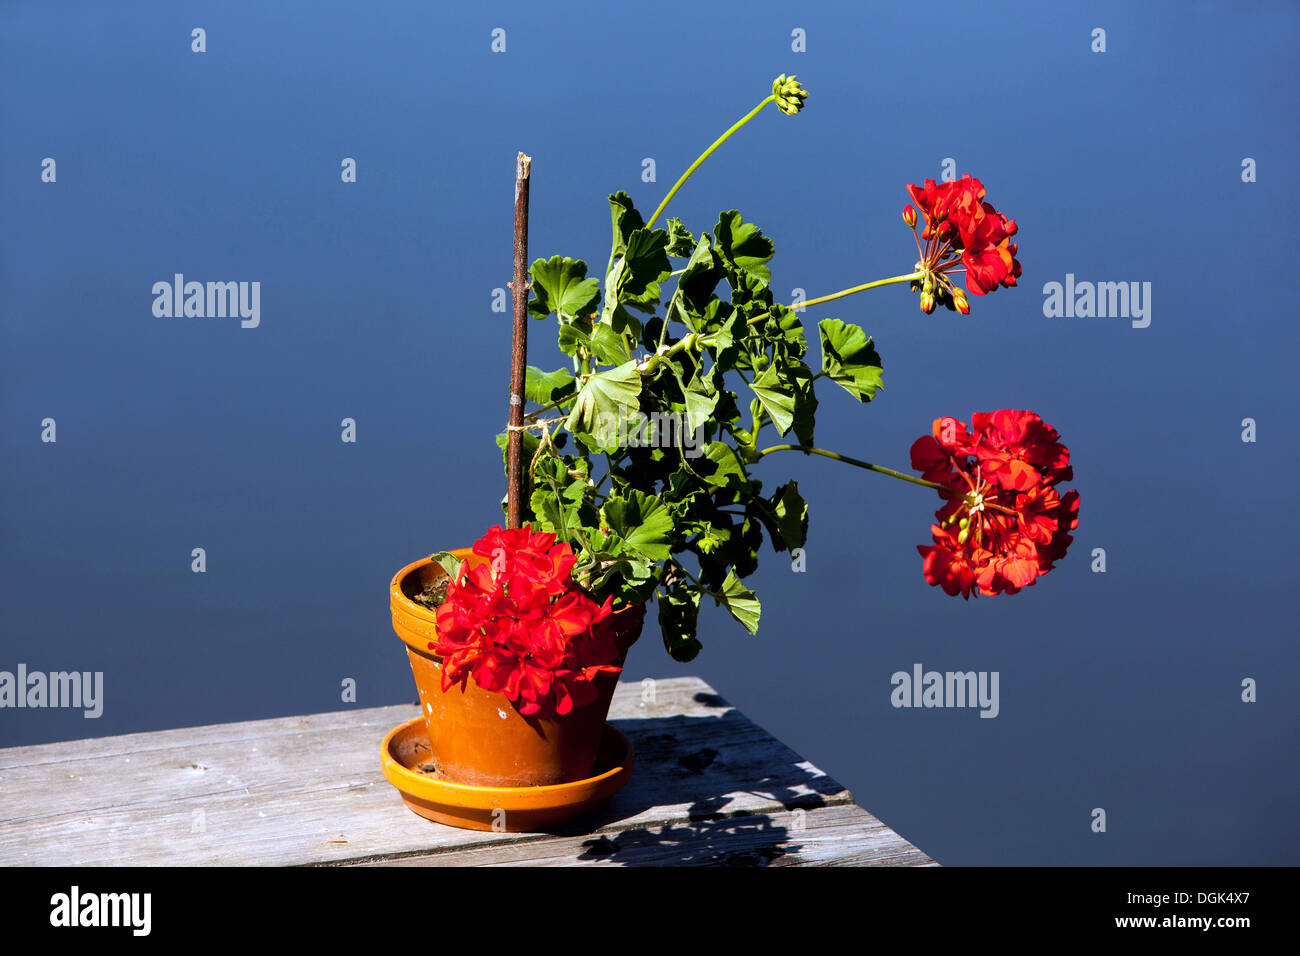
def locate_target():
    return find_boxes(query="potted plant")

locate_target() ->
[386,75,1079,821]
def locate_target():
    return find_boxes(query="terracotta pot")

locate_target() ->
[390,550,645,788]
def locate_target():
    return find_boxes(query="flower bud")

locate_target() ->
[772,74,809,115]
[952,288,970,314]
[902,205,917,229]
[919,292,936,313]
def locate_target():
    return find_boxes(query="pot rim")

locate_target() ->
[389,549,473,629]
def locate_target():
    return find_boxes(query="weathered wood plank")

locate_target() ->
[0,677,728,770]
[0,677,934,866]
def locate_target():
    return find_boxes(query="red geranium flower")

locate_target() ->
[910,411,1079,598]
[903,175,1021,312]
[971,409,1072,490]
[431,525,624,716]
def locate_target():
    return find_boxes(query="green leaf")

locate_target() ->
[524,366,575,405]
[661,357,718,436]
[792,375,818,447]
[666,218,695,257]
[529,488,570,536]
[557,323,591,357]
[619,227,671,303]
[818,319,884,402]
[716,571,761,635]
[599,258,625,326]
[601,490,673,561]
[529,256,600,322]
[699,441,748,490]
[749,364,795,435]
[768,481,808,552]
[565,361,642,448]
[658,588,703,662]
[609,192,646,262]
[589,324,630,365]
[607,300,643,338]
[663,462,706,504]
[714,211,774,290]
[430,551,465,583]
[528,462,593,538]
[694,299,740,349]
[678,235,723,315]
[717,515,764,580]
[681,371,719,434]
[588,554,658,605]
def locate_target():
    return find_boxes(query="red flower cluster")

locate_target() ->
[903,175,1022,313]
[910,410,1078,598]
[431,525,624,716]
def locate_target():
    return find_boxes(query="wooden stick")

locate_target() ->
[506,152,532,529]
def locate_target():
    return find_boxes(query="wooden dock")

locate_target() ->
[0,677,935,866]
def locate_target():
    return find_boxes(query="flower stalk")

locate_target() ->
[646,75,807,231]
[645,96,774,231]
[756,443,952,493]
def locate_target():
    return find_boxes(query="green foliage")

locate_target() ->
[713,210,774,291]
[717,571,761,635]
[818,319,884,402]
[529,256,600,322]
[601,490,673,561]
[515,193,886,658]
[524,366,575,405]
[565,361,642,449]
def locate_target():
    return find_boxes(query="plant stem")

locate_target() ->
[506,152,532,529]
[799,272,922,309]
[637,330,699,379]
[756,443,954,495]
[658,286,682,351]
[746,272,923,326]
[646,94,777,230]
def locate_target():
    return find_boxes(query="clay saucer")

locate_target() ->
[380,716,634,832]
